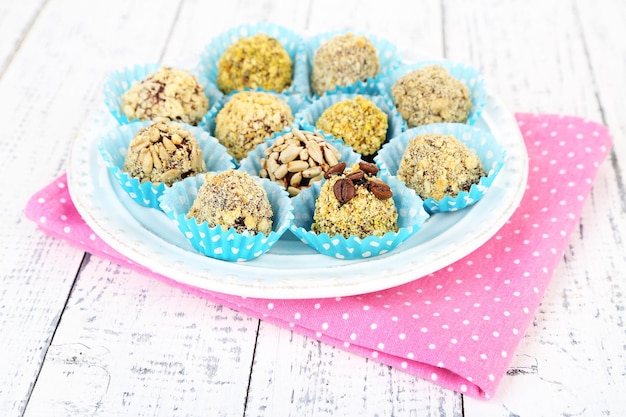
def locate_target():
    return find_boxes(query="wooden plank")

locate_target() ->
[0,0,45,74]
[246,325,463,417]
[443,0,599,117]
[304,0,444,60]
[0,238,85,415]
[25,260,260,417]
[577,0,626,184]
[0,0,184,415]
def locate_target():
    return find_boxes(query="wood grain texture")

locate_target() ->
[451,0,626,415]
[0,0,624,416]
[246,324,463,416]
[25,260,259,417]
[0,0,45,75]
[0,0,182,415]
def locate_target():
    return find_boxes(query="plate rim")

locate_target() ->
[67,91,528,299]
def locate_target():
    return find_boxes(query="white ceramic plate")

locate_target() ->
[67,92,528,299]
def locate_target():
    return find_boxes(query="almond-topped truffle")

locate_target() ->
[187,170,273,236]
[217,33,293,94]
[311,33,379,96]
[214,91,294,160]
[311,162,398,238]
[396,133,486,201]
[315,96,388,156]
[391,65,471,127]
[123,122,206,186]
[122,66,209,125]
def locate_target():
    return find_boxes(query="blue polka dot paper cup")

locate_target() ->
[198,23,309,99]
[304,30,402,97]
[294,92,407,157]
[103,63,220,125]
[158,174,294,262]
[289,174,429,260]
[375,122,506,214]
[98,121,236,209]
[238,126,362,194]
[377,59,488,126]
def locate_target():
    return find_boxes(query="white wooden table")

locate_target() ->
[1,0,625,415]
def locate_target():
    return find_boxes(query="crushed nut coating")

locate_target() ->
[396,133,486,201]
[187,170,273,236]
[214,91,294,161]
[217,33,293,94]
[315,96,388,156]
[122,67,208,126]
[312,163,398,239]
[311,33,379,96]
[391,65,471,128]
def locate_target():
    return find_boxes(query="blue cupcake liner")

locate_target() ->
[289,173,429,260]
[98,121,236,209]
[103,63,220,125]
[197,23,309,99]
[294,92,407,154]
[374,122,506,214]
[199,89,304,164]
[158,173,294,262]
[238,125,362,191]
[304,30,403,97]
[377,59,488,126]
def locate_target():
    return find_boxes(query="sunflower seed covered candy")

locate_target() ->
[123,122,206,186]
[259,128,344,196]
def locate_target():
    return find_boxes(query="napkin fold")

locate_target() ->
[24,113,612,399]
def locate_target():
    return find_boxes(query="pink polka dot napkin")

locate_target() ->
[24,113,612,399]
